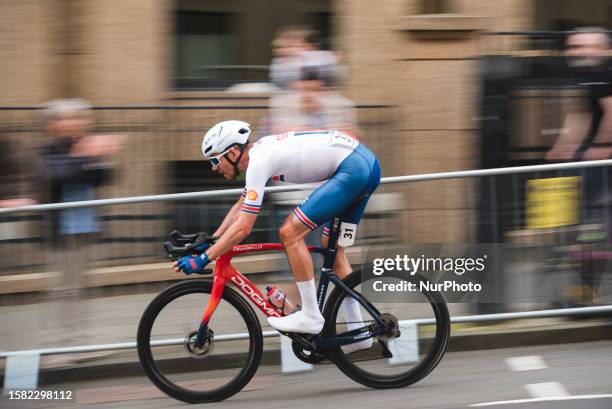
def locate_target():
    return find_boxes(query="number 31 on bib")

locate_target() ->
[338,222,357,247]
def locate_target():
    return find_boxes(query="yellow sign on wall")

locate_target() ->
[526,176,581,229]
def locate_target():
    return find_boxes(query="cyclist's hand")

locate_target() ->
[174,253,210,274]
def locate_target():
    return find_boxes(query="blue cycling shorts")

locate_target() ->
[292,143,381,234]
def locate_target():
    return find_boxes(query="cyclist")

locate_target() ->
[174,120,381,341]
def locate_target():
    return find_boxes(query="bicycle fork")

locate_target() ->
[194,274,226,347]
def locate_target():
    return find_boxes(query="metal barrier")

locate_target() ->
[2,159,611,213]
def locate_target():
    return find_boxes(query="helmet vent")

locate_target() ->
[238,128,249,134]
[204,146,212,153]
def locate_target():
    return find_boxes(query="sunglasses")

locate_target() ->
[209,142,247,168]
[209,147,234,167]
[209,152,227,167]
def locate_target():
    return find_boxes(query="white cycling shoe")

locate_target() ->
[342,338,373,354]
[268,310,325,334]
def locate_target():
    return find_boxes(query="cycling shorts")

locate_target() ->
[292,143,381,234]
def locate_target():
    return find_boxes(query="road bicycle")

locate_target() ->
[137,217,451,403]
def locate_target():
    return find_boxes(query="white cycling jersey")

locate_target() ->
[240,130,359,215]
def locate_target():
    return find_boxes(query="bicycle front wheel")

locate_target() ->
[137,280,263,403]
[322,268,450,389]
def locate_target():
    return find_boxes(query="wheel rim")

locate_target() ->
[138,281,262,402]
[324,272,450,384]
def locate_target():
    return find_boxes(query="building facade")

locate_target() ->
[1,0,611,246]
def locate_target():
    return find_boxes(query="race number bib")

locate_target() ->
[338,222,357,247]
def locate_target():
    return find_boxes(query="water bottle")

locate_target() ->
[266,286,296,315]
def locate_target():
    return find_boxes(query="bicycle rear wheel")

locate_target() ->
[322,268,450,389]
[137,280,263,403]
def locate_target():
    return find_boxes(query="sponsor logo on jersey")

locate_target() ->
[247,190,258,201]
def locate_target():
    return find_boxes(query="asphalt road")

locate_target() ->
[2,341,611,409]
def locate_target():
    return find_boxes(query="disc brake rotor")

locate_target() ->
[184,329,214,359]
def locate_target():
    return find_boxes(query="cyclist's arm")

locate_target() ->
[213,196,245,237]
[206,159,267,259]
[206,211,257,260]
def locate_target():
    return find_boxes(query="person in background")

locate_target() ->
[546,27,612,306]
[38,99,124,347]
[547,27,612,162]
[269,63,358,134]
[269,25,343,91]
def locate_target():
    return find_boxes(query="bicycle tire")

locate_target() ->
[322,268,451,389]
[137,280,263,403]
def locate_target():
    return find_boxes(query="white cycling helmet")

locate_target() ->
[201,120,251,159]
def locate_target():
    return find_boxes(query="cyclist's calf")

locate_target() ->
[321,232,352,279]
[279,215,315,282]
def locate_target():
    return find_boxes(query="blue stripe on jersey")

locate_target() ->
[294,131,329,136]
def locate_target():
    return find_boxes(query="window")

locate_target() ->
[174,11,243,89]
[422,0,445,14]
[174,1,332,90]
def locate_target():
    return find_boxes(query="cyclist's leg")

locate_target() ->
[320,194,374,280]
[279,215,315,281]
[321,233,352,278]
[320,150,381,280]
[271,214,325,333]
[322,156,381,351]
[270,145,379,333]
[274,178,374,334]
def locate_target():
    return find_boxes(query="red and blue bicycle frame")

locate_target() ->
[194,217,388,350]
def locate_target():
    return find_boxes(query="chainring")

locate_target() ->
[291,340,326,364]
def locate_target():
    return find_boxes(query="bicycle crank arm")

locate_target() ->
[285,332,319,351]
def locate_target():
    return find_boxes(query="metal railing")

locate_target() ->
[2,159,612,214]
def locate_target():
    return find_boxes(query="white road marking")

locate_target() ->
[524,382,569,399]
[470,394,612,407]
[505,355,548,372]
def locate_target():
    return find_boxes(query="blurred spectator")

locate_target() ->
[269,64,358,134]
[38,99,125,346]
[546,27,612,161]
[545,27,612,305]
[269,25,343,90]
